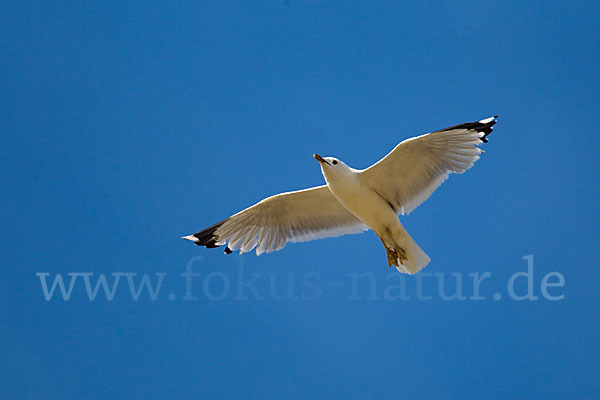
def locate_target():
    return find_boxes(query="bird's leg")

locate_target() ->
[394,247,408,264]
[377,235,409,267]
[386,248,397,267]
[378,235,398,268]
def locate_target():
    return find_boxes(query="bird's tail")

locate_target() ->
[392,225,431,274]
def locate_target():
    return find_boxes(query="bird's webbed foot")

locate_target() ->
[395,247,408,264]
[385,247,408,268]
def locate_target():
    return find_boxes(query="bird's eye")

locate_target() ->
[332,160,338,165]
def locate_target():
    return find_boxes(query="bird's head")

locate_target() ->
[313,153,355,183]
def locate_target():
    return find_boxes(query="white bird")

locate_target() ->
[183,116,498,274]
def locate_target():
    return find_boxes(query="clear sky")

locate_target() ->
[2,1,599,399]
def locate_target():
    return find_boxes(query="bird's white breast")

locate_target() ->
[326,177,397,233]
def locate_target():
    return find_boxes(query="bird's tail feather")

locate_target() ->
[394,227,431,274]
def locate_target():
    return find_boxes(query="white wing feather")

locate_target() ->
[186,185,368,255]
[359,116,497,215]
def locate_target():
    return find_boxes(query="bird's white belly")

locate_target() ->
[327,181,398,233]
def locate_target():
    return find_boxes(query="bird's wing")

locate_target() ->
[359,116,497,215]
[183,185,369,255]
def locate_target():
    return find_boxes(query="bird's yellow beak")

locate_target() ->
[313,153,329,165]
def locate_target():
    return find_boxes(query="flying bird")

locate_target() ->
[183,116,498,274]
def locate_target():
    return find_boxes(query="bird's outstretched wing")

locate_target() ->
[183,185,368,255]
[359,116,498,215]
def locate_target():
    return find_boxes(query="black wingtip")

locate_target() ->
[440,116,498,143]
[183,218,229,250]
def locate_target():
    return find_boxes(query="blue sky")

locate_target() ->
[1,1,599,398]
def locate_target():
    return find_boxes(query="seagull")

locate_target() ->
[183,116,498,274]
